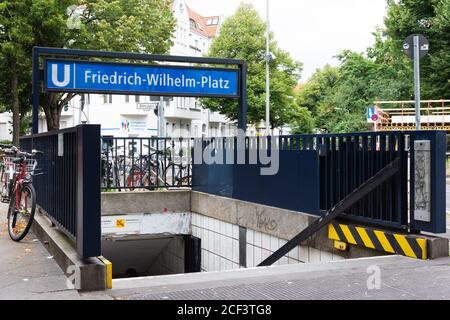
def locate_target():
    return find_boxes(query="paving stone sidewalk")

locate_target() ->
[0,202,80,300]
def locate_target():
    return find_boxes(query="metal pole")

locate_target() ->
[265,0,270,136]
[79,94,85,124]
[413,35,421,130]
[159,96,165,137]
[238,62,247,132]
[32,48,40,134]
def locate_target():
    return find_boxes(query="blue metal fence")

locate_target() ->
[192,131,446,233]
[317,132,408,229]
[192,136,320,214]
[20,125,101,258]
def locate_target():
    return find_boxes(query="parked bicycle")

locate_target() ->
[100,137,193,191]
[126,144,191,191]
[0,144,42,241]
[101,146,124,190]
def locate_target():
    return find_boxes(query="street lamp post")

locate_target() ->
[413,35,421,130]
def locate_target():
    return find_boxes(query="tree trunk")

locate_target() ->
[10,58,20,146]
[46,106,61,131]
[43,93,61,131]
[43,92,75,131]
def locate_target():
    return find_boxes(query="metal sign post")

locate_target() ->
[413,35,421,130]
[403,34,429,130]
[158,97,165,137]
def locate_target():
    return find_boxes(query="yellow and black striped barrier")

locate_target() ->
[328,222,428,260]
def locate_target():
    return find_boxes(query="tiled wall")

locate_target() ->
[191,213,241,271]
[147,236,185,275]
[191,213,344,272]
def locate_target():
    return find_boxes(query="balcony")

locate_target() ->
[209,111,227,123]
[164,104,202,121]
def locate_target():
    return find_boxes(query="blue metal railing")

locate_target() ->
[316,132,408,229]
[20,125,101,258]
[192,131,446,233]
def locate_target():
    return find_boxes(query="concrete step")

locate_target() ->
[82,255,450,300]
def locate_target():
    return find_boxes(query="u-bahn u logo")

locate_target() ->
[51,64,71,87]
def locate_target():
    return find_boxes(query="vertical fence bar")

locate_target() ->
[76,125,101,258]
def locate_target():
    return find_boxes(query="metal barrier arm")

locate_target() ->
[258,158,400,267]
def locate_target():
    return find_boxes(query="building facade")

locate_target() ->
[0,112,13,142]
[37,0,235,138]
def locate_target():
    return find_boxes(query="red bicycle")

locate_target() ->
[0,144,42,241]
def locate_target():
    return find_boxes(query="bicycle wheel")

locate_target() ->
[142,170,158,190]
[0,165,8,202]
[176,174,192,186]
[127,171,145,191]
[8,183,36,242]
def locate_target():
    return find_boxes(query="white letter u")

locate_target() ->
[51,64,71,87]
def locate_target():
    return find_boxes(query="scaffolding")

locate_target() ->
[372,99,450,131]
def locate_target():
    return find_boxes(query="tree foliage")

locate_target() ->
[202,3,302,130]
[296,45,415,133]
[296,0,450,133]
[0,0,35,144]
[384,0,450,99]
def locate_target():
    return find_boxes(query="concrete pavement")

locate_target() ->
[82,255,450,300]
[0,202,80,299]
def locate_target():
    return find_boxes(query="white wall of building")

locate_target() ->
[0,112,13,142]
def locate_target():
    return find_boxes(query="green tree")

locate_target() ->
[384,0,450,98]
[0,0,176,138]
[295,64,339,120]
[298,49,408,133]
[295,1,450,134]
[289,106,315,134]
[325,50,407,132]
[202,3,302,131]
[0,0,34,145]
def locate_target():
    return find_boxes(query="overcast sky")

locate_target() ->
[187,0,388,81]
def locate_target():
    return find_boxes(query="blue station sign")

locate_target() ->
[45,59,240,98]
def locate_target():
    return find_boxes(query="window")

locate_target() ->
[103,94,112,104]
[190,19,196,29]
[164,97,171,106]
[85,94,90,105]
[125,95,129,103]
[206,18,219,25]
[135,95,140,103]
[202,124,207,138]
[195,40,199,48]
